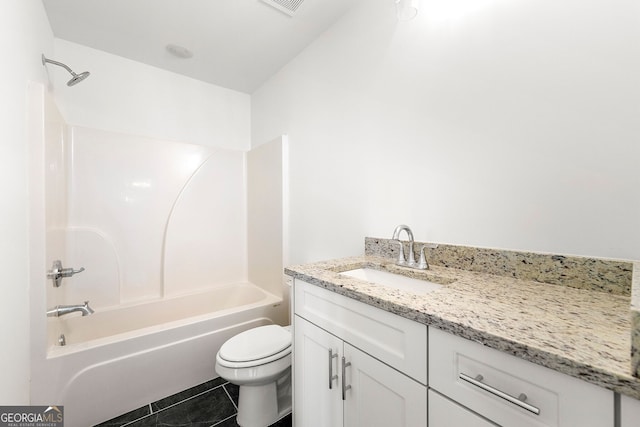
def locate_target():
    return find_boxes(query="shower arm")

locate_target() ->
[42,54,76,75]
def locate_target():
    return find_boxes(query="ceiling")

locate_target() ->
[42,0,362,93]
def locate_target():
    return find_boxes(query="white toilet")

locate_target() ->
[215,324,292,427]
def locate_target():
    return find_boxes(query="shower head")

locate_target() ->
[42,54,91,86]
[67,70,90,86]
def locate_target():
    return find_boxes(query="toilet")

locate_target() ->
[215,324,292,427]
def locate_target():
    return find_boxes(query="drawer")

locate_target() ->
[429,327,613,427]
[294,279,427,384]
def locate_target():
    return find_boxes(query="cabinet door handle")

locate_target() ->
[328,349,338,389]
[459,373,540,415]
[342,356,352,400]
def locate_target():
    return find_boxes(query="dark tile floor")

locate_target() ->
[94,377,292,427]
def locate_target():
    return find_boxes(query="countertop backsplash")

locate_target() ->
[365,237,633,296]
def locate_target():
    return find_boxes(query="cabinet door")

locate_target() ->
[429,390,496,427]
[294,315,344,427]
[343,343,427,427]
[621,395,640,427]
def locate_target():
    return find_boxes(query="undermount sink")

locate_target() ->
[339,268,443,295]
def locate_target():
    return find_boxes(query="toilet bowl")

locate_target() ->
[215,324,292,427]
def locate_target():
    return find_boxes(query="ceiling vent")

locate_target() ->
[260,0,305,16]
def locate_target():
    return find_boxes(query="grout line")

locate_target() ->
[211,413,238,427]
[119,411,153,427]
[109,404,155,427]
[144,381,230,419]
[222,384,239,411]
[101,381,229,427]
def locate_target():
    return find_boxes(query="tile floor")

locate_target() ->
[94,377,292,427]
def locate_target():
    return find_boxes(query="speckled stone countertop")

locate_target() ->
[285,238,640,400]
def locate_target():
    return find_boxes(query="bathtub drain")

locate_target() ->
[58,334,66,346]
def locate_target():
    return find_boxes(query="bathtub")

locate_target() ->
[32,282,285,427]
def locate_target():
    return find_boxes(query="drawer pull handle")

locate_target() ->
[342,356,352,400]
[328,349,338,389]
[459,372,541,415]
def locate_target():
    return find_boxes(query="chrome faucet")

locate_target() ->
[47,301,94,317]
[392,224,438,270]
[392,224,416,267]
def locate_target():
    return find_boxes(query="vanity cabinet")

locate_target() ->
[293,279,427,427]
[292,277,621,427]
[429,327,614,427]
[621,394,640,427]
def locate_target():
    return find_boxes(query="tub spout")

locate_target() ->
[47,301,95,317]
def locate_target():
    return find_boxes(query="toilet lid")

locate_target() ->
[219,325,291,363]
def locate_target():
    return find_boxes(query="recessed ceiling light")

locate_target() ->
[166,44,194,59]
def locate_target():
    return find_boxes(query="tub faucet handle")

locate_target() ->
[47,260,86,287]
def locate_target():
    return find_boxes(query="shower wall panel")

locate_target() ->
[163,148,247,297]
[44,93,68,309]
[64,126,247,307]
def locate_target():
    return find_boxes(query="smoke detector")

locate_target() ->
[261,0,305,16]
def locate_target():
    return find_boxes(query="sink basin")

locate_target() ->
[339,268,442,295]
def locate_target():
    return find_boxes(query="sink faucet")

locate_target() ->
[392,225,438,270]
[47,301,94,317]
[392,224,416,267]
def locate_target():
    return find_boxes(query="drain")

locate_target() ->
[58,334,66,346]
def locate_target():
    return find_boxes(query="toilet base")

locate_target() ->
[236,368,292,427]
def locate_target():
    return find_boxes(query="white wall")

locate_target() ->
[51,39,251,150]
[0,0,53,404]
[252,0,640,263]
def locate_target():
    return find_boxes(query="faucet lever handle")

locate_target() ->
[62,267,85,277]
[47,260,85,287]
[417,244,438,270]
[395,240,407,265]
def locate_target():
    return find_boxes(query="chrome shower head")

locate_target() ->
[67,71,90,86]
[42,54,91,86]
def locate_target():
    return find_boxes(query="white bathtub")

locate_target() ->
[32,283,285,427]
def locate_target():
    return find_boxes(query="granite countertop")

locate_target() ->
[285,240,640,400]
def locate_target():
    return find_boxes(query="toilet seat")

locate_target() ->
[217,325,291,369]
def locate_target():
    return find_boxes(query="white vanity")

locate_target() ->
[293,279,612,427]
[286,237,640,426]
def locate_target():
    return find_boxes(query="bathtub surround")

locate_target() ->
[247,136,290,299]
[285,238,640,399]
[52,126,247,306]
